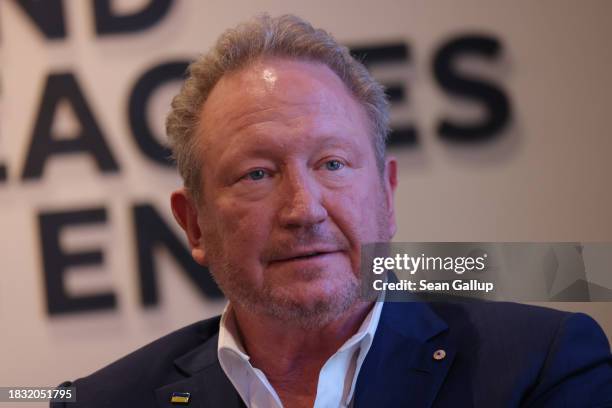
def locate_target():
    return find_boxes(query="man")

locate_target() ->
[53,14,611,407]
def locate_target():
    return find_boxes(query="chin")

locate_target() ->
[259,279,361,328]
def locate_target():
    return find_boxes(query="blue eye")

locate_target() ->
[325,160,344,171]
[245,169,266,180]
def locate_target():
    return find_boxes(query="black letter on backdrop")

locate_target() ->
[128,61,188,166]
[94,0,174,35]
[350,43,417,146]
[133,204,223,307]
[13,0,66,39]
[21,73,119,180]
[39,208,116,315]
[433,35,511,143]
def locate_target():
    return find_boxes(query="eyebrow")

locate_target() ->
[228,133,363,161]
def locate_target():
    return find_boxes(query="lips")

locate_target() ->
[268,249,338,263]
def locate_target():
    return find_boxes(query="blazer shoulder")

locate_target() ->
[430,300,611,404]
[56,315,221,408]
[524,311,612,406]
[84,315,221,378]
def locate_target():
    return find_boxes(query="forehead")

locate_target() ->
[197,57,372,155]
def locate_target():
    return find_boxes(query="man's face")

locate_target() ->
[175,58,397,327]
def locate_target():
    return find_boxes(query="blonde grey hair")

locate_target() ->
[166,14,390,201]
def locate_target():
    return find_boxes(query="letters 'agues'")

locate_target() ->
[3,0,512,315]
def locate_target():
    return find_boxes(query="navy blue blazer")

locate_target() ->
[52,301,612,407]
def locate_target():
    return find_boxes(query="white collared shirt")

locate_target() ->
[217,300,383,408]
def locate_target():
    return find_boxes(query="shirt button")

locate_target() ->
[433,349,446,360]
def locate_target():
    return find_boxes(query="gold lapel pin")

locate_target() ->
[433,349,446,360]
[170,392,191,405]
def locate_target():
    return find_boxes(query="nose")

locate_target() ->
[278,169,328,228]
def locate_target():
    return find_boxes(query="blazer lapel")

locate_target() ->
[155,333,245,408]
[354,301,456,408]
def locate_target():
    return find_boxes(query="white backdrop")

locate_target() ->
[1,0,611,395]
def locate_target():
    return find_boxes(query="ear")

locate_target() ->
[383,157,398,239]
[170,188,207,266]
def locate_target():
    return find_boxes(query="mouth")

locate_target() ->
[269,250,339,264]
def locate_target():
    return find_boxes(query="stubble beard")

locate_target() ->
[205,237,362,330]
[203,195,391,330]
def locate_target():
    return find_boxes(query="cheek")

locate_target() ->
[325,191,373,273]
[331,182,386,241]
[331,194,364,235]
[212,197,276,257]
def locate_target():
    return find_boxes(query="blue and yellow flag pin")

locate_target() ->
[170,391,191,404]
